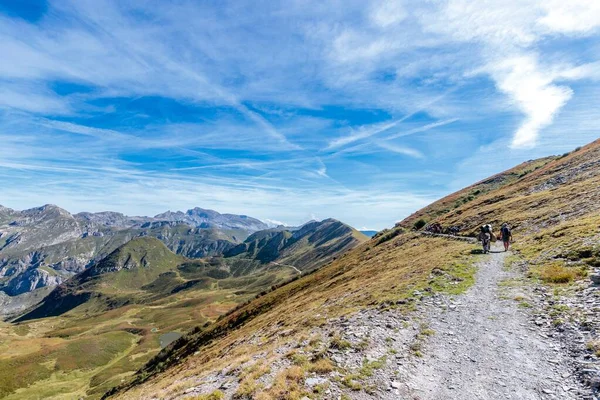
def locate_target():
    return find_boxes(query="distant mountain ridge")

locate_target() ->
[0,204,365,319]
[0,204,269,316]
[225,218,367,271]
[153,207,268,232]
[15,219,367,323]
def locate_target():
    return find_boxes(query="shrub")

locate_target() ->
[234,379,259,398]
[534,263,584,283]
[308,358,334,373]
[376,228,404,246]
[329,335,351,350]
[413,219,427,230]
[193,390,225,400]
[285,366,305,382]
[586,340,600,357]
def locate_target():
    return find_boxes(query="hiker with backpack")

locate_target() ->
[500,223,513,252]
[478,224,492,254]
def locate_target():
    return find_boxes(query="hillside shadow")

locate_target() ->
[470,249,505,254]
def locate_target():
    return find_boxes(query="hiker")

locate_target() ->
[500,223,513,252]
[448,226,460,236]
[478,224,492,254]
[426,223,442,234]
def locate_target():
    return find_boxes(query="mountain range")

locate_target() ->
[0,205,360,318]
[15,219,366,323]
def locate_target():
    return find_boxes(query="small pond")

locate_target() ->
[159,331,183,348]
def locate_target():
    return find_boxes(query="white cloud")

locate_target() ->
[383,118,459,141]
[557,61,600,81]
[0,161,435,230]
[538,0,600,34]
[0,83,71,114]
[376,141,424,159]
[489,55,572,148]
[370,0,407,28]
[415,0,600,148]
[327,120,400,149]
[264,219,287,227]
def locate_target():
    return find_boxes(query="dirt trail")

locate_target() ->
[403,246,584,399]
[268,261,301,274]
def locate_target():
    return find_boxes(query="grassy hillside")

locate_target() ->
[106,139,600,399]
[225,219,368,272]
[15,238,188,321]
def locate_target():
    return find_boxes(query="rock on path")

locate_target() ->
[402,247,585,399]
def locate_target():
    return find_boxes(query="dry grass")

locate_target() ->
[191,391,225,400]
[254,366,306,400]
[110,234,473,398]
[404,140,600,239]
[238,362,271,381]
[530,262,585,284]
[399,156,558,229]
[586,340,600,357]
[307,358,334,374]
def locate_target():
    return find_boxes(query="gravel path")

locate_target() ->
[403,246,584,399]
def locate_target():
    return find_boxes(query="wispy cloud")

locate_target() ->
[375,142,425,159]
[383,118,459,141]
[326,90,456,150]
[327,120,400,149]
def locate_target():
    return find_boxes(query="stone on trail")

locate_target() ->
[306,377,327,387]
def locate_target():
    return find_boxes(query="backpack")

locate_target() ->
[501,226,510,237]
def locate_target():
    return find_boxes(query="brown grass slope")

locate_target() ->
[398,156,558,230]
[106,234,474,399]
[416,141,600,234]
[106,138,600,399]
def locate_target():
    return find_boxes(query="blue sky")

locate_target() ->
[0,0,599,230]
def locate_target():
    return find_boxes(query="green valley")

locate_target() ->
[0,219,366,399]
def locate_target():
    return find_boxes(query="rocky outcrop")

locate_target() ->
[74,211,151,228]
[4,267,63,296]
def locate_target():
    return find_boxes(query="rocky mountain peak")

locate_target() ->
[0,205,14,213]
[20,204,73,219]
